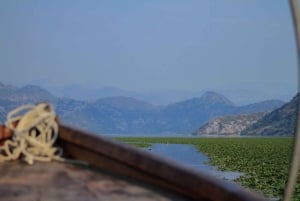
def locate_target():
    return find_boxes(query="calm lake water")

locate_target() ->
[145,143,243,181]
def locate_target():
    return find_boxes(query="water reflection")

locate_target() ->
[146,143,243,181]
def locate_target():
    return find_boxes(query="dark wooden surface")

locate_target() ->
[57,124,269,201]
[0,161,187,201]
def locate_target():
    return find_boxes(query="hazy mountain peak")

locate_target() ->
[15,84,56,102]
[18,84,45,91]
[200,91,234,106]
[18,85,53,94]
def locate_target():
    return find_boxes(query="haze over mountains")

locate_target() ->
[0,82,286,135]
[31,81,294,106]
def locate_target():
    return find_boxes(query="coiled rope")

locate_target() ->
[0,103,65,165]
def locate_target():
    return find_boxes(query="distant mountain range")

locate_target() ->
[42,84,204,105]
[35,82,294,106]
[0,82,286,135]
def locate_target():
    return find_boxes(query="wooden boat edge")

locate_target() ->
[58,124,268,201]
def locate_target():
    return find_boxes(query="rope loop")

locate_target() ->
[0,103,64,165]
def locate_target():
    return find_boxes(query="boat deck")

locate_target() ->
[0,161,187,201]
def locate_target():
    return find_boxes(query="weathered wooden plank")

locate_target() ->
[58,124,268,201]
[0,161,186,201]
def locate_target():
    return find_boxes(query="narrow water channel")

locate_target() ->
[145,143,243,181]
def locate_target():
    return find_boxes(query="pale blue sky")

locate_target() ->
[0,0,298,98]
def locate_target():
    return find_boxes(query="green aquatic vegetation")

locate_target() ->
[115,137,298,200]
[192,138,293,199]
[121,141,152,148]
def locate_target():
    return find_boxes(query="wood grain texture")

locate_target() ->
[0,161,186,201]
